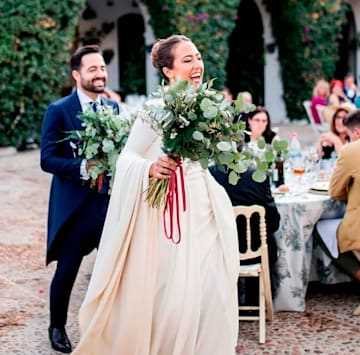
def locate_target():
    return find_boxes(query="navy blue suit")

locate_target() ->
[40,90,119,327]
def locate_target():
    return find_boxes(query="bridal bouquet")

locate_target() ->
[143,79,288,242]
[65,104,134,193]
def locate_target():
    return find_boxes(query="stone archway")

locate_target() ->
[226,0,286,122]
[226,0,264,105]
[77,0,157,95]
[117,13,146,95]
[335,3,357,80]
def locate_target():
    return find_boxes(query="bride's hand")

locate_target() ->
[149,155,178,179]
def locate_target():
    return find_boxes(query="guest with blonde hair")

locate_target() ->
[238,91,253,105]
[311,79,330,124]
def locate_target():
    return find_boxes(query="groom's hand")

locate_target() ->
[149,155,178,179]
[86,159,101,173]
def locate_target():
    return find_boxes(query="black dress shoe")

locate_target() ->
[48,326,72,353]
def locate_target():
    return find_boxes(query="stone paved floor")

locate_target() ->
[0,123,359,354]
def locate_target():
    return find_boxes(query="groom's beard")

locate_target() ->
[81,77,106,93]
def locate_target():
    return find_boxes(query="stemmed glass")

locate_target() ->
[291,156,305,184]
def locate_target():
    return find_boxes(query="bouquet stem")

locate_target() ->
[146,178,169,208]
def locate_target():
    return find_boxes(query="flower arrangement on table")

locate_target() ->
[66,104,134,194]
[142,79,288,242]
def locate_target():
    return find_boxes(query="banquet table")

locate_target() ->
[272,190,350,312]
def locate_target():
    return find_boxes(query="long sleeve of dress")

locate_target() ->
[74,113,239,355]
[74,116,162,355]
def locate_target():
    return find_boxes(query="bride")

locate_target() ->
[73,34,239,355]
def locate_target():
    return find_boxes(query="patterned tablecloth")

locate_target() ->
[273,191,350,312]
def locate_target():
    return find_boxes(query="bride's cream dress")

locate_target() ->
[73,116,240,355]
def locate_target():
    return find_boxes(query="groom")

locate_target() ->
[40,45,119,353]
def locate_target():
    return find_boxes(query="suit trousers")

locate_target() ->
[49,191,109,328]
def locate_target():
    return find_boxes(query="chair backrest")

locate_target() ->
[233,205,267,261]
[303,100,322,135]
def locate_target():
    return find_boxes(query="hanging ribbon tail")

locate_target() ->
[162,161,186,244]
[97,174,103,193]
[178,163,186,212]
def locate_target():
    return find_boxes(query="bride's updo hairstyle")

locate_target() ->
[151,34,192,82]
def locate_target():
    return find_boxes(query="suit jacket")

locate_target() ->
[330,139,360,253]
[40,91,119,264]
[210,166,280,264]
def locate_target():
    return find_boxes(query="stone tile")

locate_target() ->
[0,132,359,354]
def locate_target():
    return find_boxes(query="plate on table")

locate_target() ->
[272,184,290,195]
[309,181,329,194]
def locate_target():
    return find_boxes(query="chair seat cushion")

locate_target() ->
[239,263,261,276]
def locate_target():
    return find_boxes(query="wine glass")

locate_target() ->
[291,156,306,188]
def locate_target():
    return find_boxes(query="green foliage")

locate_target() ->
[265,0,347,118]
[142,0,177,38]
[0,0,85,147]
[143,0,238,89]
[63,105,134,193]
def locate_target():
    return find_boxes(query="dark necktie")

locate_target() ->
[90,101,99,112]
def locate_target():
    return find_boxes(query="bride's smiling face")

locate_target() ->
[163,41,204,88]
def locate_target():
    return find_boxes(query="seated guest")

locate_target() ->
[329,79,348,106]
[317,107,350,159]
[222,87,233,102]
[343,73,357,103]
[238,91,253,105]
[311,79,330,124]
[245,106,276,145]
[323,80,355,123]
[330,109,360,283]
[210,166,280,305]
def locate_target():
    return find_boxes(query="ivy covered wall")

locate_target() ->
[265,0,348,118]
[144,0,348,119]
[143,0,238,89]
[0,0,352,147]
[0,0,85,147]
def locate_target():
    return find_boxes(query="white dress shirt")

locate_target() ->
[76,89,102,180]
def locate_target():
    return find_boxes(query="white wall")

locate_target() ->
[78,0,142,90]
[253,0,287,123]
[77,0,288,117]
[138,2,159,95]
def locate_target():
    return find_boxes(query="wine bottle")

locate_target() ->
[273,153,284,187]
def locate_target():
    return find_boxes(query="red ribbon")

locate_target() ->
[163,161,186,244]
[97,174,103,193]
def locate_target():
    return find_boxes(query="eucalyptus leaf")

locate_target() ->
[257,160,269,171]
[272,139,288,152]
[204,106,218,119]
[264,150,274,162]
[199,158,209,169]
[192,131,204,141]
[200,97,214,112]
[257,137,266,149]
[198,122,208,131]
[252,169,267,183]
[237,160,249,173]
[217,141,232,152]
[229,171,240,185]
[218,151,234,164]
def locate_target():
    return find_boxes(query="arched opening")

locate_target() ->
[226,0,264,104]
[117,13,146,96]
[335,4,357,80]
